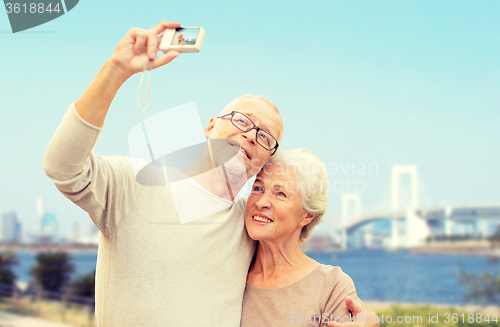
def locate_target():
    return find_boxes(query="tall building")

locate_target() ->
[1,212,22,243]
[30,197,59,244]
[36,196,44,219]
[40,212,58,238]
[73,221,80,241]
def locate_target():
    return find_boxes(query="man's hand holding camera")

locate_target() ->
[109,21,181,81]
[75,21,181,127]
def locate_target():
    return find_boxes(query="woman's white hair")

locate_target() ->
[264,148,329,242]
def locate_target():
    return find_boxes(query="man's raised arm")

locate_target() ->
[43,20,181,181]
[42,21,181,234]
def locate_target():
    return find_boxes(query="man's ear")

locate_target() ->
[204,118,215,139]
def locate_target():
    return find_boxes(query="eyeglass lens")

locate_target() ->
[231,112,276,150]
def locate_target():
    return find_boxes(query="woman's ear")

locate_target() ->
[204,118,215,139]
[300,213,315,228]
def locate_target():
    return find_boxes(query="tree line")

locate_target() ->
[0,251,95,300]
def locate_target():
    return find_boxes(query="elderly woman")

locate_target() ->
[241,148,357,326]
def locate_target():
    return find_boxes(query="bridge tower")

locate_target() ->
[391,165,429,247]
[341,193,361,249]
[391,165,418,211]
[391,165,418,247]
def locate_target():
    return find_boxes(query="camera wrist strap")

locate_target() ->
[137,60,154,111]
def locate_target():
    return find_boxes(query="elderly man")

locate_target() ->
[43,21,378,327]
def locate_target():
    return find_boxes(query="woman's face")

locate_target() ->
[245,163,314,243]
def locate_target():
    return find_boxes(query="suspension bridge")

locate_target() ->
[334,165,500,249]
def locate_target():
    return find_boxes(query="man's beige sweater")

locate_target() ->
[43,103,255,326]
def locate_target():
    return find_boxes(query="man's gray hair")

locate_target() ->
[219,94,284,143]
[265,148,329,242]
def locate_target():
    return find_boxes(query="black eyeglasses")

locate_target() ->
[217,111,279,155]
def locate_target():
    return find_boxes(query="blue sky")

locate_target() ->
[1,0,499,238]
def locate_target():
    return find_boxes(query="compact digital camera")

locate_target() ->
[159,27,206,53]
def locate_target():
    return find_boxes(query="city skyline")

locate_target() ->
[0,197,99,243]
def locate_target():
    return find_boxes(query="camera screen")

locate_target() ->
[172,28,200,45]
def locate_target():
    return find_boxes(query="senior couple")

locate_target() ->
[43,21,378,326]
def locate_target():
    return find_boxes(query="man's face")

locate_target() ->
[204,98,283,179]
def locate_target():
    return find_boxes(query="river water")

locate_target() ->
[9,249,494,304]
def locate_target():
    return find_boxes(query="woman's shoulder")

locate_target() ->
[315,264,346,276]
[314,265,357,312]
[315,264,356,289]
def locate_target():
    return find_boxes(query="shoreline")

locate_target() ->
[2,242,498,256]
[411,241,500,256]
[0,244,98,253]
[364,301,500,314]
